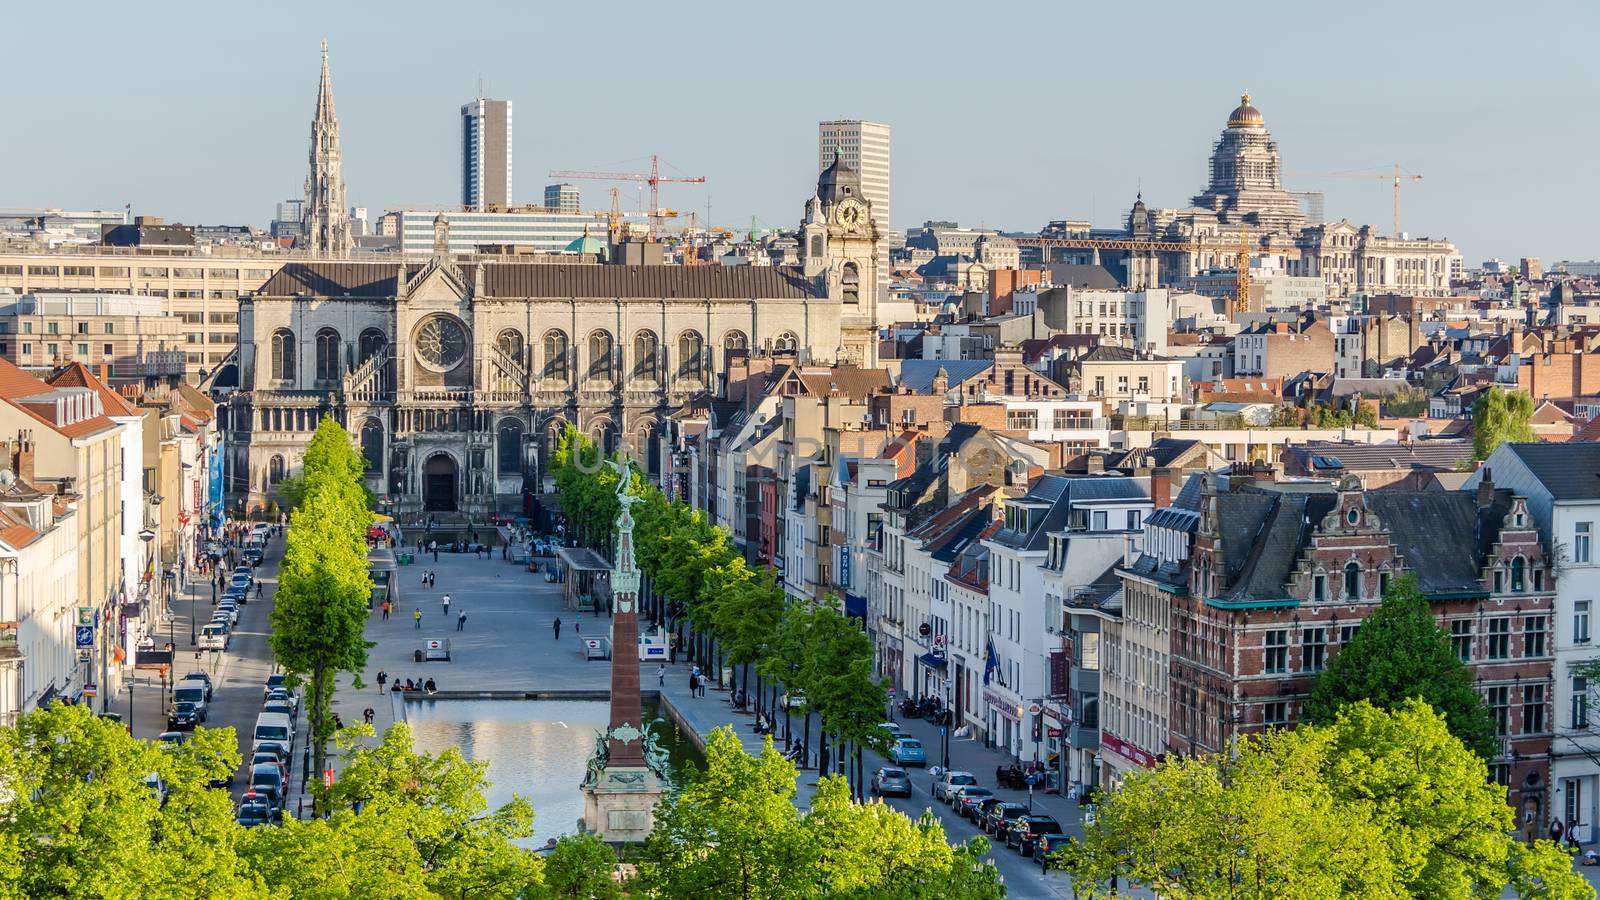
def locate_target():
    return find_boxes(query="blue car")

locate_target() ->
[889,737,927,766]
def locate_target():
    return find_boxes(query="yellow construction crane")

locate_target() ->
[1287,163,1421,235]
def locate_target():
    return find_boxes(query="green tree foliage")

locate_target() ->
[1473,387,1536,460]
[1268,404,1301,427]
[634,727,1001,900]
[1305,573,1497,759]
[270,416,375,808]
[537,834,623,900]
[0,705,259,899]
[1065,700,1591,900]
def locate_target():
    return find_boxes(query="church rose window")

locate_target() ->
[414,315,468,372]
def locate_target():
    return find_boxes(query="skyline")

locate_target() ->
[3,2,1597,264]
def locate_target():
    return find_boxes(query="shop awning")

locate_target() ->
[844,593,867,619]
[917,652,947,670]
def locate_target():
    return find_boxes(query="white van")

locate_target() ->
[253,712,293,749]
[198,623,229,651]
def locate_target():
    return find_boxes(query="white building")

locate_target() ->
[1035,287,1173,356]
[460,98,513,211]
[820,120,890,304]
[1468,443,1600,843]
[395,209,620,257]
[0,469,79,725]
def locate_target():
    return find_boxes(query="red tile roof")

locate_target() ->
[47,362,140,417]
[0,509,41,549]
[0,357,118,440]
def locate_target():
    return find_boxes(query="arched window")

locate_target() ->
[267,454,286,486]
[497,329,525,367]
[1344,561,1361,599]
[270,329,295,382]
[678,330,704,381]
[542,330,568,381]
[590,419,615,456]
[588,330,614,382]
[358,328,387,363]
[842,261,860,304]
[1511,556,1526,592]
[315,327,341,383]
[633,331,658,382]
[809,234,823,258]
[359,418,384,474]
[497,417,524,475]
[723,331,748,353]
[773,331,799,355]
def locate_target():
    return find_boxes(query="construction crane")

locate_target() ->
[1014,232,1299,315]
[549,154,705,240]
[1287,164,1421,236]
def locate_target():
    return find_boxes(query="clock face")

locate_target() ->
[835,199,865,232]
[414,315,468,372]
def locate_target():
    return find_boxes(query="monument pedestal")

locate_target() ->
[581,765,667,843]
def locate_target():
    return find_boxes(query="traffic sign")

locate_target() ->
[82,683,97,698]
[939,726,947,737]
[76,649,92,663]
[75,626,94,648]
[77,608,93,627]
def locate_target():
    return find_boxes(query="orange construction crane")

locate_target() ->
[1287,164,1421,236]
[550,154,705,240]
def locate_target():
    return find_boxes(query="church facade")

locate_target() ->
[225,160,881,517]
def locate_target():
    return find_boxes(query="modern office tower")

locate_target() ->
[349,206,369,237]
[462,98,513,211]
[544,183,579,214]
[819,120,890,300]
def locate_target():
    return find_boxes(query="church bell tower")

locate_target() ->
[805,151,880,366]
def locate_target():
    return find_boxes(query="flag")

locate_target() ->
[984,637,1000,686]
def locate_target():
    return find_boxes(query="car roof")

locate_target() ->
[250,762,282,775]
[945,770,975,777]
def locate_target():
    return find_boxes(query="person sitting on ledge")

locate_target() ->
[424,677,437,694]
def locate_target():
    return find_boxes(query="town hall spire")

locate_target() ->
[302,39,352,255]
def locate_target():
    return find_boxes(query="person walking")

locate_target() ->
[1569,821,1583,851]
[553,617,562,640]
[362,707,375,726]
[442,593,451,616]
[413,608,423,630]
[380,600,390,621]
[377,670,387,692]
[457,610,467,631]
[689,671,699,699]
[657,664,666,687]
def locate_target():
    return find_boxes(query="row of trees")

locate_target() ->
[268,416,376,809]
[0,706,1000,898]
[552,426,893,799]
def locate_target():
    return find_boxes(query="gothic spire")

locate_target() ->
[302,38,352,256]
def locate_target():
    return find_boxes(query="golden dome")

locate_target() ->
[1227,91,1264,128]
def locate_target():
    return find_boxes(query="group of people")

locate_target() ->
[376,669,438,695]
[687,665,709,699]
[1549,817,1585,852]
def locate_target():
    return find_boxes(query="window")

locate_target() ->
[678,331,704,381]
[1523,684,1546,734]
[270,328,295,381]
[1313,574,1327,602]
[497,418,524,474]
[841,262,860,304]
[1094,376,1105,394]
[1379,571,1391,596]
[633,331,659,381]
[359,328,387,363]
[27,265,59,276]
[1578,600,1591,644]
[76,343,87,356]
[46,321,59,334]
[1573,676,1590,729]
[1116,375,1129,393]
[1511,556,1526,592]
[543,330,569,381]
[1343,561,1361,599]
[1301,628,1326,672]
[1264,630,1288,673]
[1525,616,1547,657]
[1092,511,1107,531]
[1451,619,1473,662]
[103,344,113,355]
[1577,523,1593,564]
[1487,685,1510,735]
[1494,570,1504,593]
[1126,510,1142,531]
[76,322,89,334]
[138,267,168,277]
[103,322,114,334]
[1339,624,1360,647]
[1487,617,1510,659]
[1264,701,1288,727]
[588,331,614,381]
[63,265,94,277]
[314,328,341,382]
[1006,410,1038,430]
[97,266,128,277]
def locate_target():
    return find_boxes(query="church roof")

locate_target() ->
[256,262,820,300]
[817,150,861,205]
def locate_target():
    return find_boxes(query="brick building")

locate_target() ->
[1169,472,1554,825]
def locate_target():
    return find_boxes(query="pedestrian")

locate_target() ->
[657,663,666,687]
[362,707,375,726]
[381,601,390,621]
[502,543,508,560]
[433,546,439,563]
[414,608,423,630]
[1551,817,1566,845]
[442,593,451,616]
[689,671,699,698]
[421,570,429,588]
[1569,821,1583,851]
[377,670,387,692]
[574,618,581,635]
[302,744,311,789]
[553,617,562,640]
[333,712,344,730]
[457,609,467,631]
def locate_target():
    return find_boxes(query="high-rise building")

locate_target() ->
[461,98,513,211]
[302,40,351,255]
[819,120,890,300]
[545,183,579,214]
[350,206,369,237]
[1189,92,1306,234]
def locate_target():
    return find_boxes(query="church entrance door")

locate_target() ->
[423,454,458,512]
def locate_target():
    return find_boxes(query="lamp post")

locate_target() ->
[126,679,135,737]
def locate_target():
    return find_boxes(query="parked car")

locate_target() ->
[198,623,229,651]
[251,751,289,783]
[232,565,254,586]
[263,673,289,699]
[870,766,913,798]
[228,573,252,592]
[1006,814,1065,856]
[969,796,1005,825]
[982,802,1030,836]
[249,764,286,818]
[181,672,214,701]
[877,722,906,742]
[211,607,238,627]
[952,785,996,819]
[1036,832,1074,870]
[167,701,205,731]
[242,547,264,566]
[264,687,299,716]
[172,682,209,714]
[156,730,189,749]
[236,796,274,828]
[143,774,168,807]
[932,770,978,803]
[254,740,292,773]
[261,700,294,721]
[888,738,927,767]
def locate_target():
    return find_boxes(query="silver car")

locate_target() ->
[870,766,913,798]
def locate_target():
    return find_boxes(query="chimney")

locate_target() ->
[1151,470,1173,508]
[1086,454,1105,474]
[16,438,35,486]
[1477,467,1495,508]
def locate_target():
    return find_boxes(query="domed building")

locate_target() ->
[1188,91,1307,234]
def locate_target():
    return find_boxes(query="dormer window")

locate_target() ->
[1344,561,1361,599]
[1511,556,1526,593]
[1347,508,1360,526]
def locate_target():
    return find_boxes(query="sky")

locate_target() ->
[4,1,1597,265]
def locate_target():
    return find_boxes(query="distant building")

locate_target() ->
[1522,257,1543,280]
[0,293,185,383]
[272,199,305,240]
[350,207,369,237]
[100,217,194,250]
[301,41,351,254]
[461,97,513,211]
[544,183,579,214]
[394,209,626,257]
[820,120,890,302]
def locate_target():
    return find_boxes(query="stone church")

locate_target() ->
[224,155,881,517]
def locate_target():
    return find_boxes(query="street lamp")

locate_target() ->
[126,679,135,737]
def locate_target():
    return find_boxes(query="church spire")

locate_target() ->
[302,38,352,256]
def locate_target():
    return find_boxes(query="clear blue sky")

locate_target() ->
[4,1,1595,264]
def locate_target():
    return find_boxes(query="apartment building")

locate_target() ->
[0,438,79,725]
[0,293,185,383]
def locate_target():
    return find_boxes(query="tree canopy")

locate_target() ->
[1305,573,1498,759]
[1473,387,1536,460]
[1064,700,1591,900]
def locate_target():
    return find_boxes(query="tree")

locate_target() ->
[1473,387,1536,460]
[1305,573,1497,759]
[536,834,623,900]
[0,705,258,899]
[1268,404,1301,428]
[1064,700,1591,900]
[238,723,541,898]
[270,416,375,810]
